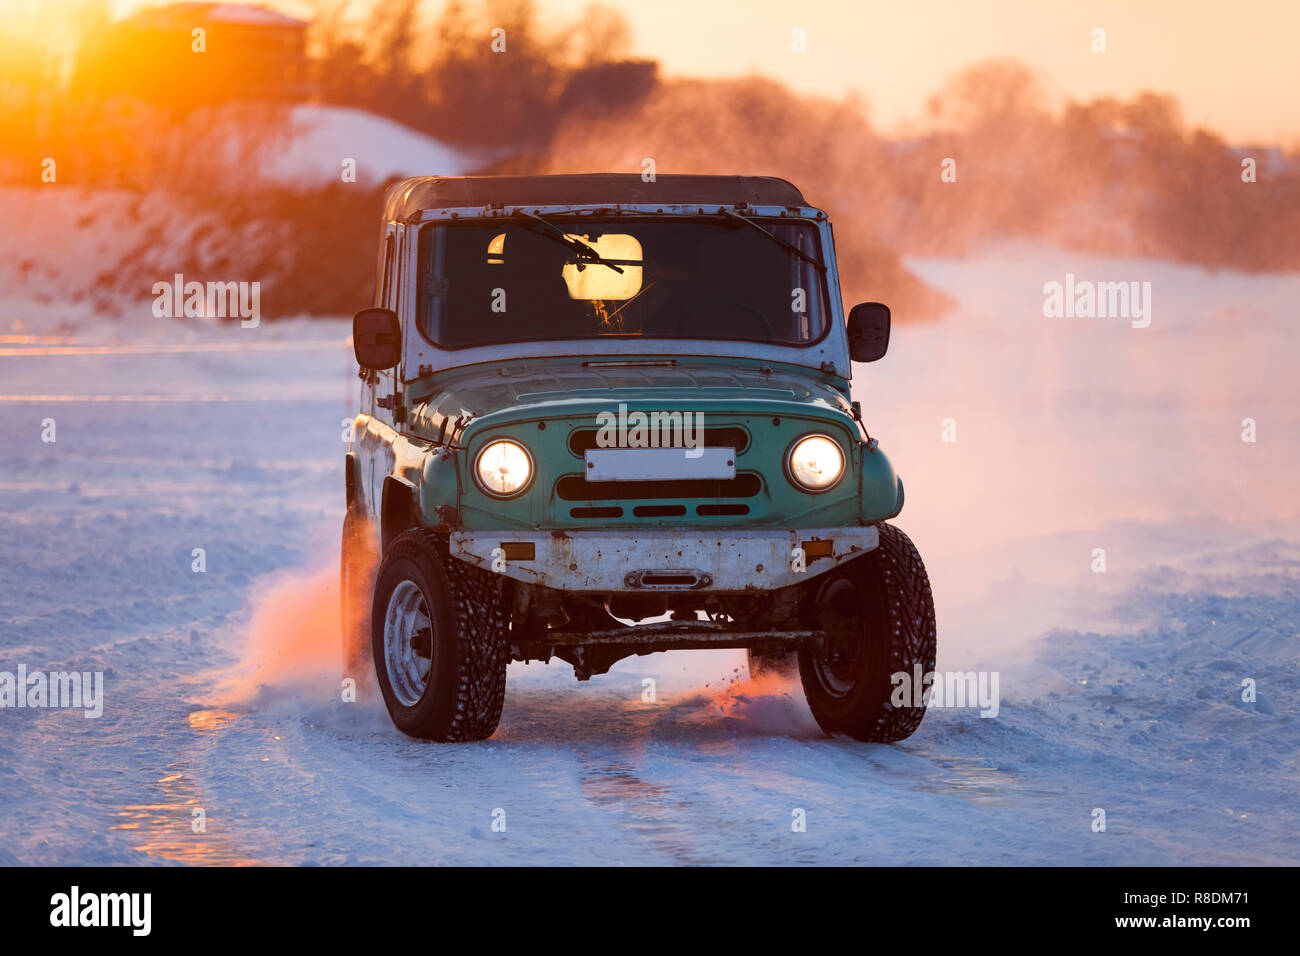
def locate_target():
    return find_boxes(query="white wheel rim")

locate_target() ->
[383,579,433,706]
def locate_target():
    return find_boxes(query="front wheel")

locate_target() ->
[797,523,937,742]
[371,528,509,741]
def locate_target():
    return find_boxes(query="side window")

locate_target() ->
[419,225,447,342]
[367,230,399,425]
[378,232,395,308]
[780,224,823,342]
[394,227,408,313]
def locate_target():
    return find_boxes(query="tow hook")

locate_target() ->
[623,570,713,590]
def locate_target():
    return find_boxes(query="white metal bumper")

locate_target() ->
[449,526,878,591]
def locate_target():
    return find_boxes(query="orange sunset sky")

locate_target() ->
[62,0,1300,146]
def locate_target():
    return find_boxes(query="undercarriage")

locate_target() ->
[504,582,815,679]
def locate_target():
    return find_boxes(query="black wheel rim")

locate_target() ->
[809,575,866,698]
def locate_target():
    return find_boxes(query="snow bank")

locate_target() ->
[262,104,473,187]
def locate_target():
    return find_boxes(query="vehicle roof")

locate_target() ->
[383,174,809,221]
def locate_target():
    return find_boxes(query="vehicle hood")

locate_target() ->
[405,357,853,443]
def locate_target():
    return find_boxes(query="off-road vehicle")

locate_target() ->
[343,174,936,742]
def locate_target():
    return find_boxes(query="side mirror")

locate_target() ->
[353,307,401,370]
[847,302,890,363]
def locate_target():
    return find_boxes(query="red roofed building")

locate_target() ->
[74,2,313,109]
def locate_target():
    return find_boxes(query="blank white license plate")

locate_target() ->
[585,447,736,481]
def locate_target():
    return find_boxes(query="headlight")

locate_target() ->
[786,434,844,492]
[475,439,533,498]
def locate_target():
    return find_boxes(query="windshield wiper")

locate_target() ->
[718,208,826,273]
[513,210,624,274]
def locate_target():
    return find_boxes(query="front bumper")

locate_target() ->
[449,526,878,591]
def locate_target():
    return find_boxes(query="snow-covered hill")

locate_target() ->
[261,104,474,187]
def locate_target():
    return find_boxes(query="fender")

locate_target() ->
[380,474,419,551]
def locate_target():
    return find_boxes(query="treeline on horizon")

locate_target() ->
[2,0,1296,319]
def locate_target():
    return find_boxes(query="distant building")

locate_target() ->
[74,2,313,109]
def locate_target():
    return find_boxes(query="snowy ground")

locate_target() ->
[1,243,1297,865]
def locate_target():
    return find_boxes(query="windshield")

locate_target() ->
[417,217,829,349]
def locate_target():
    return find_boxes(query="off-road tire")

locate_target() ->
[340,507,377,680]
[797,522,936,742]
[371,527,509,741]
